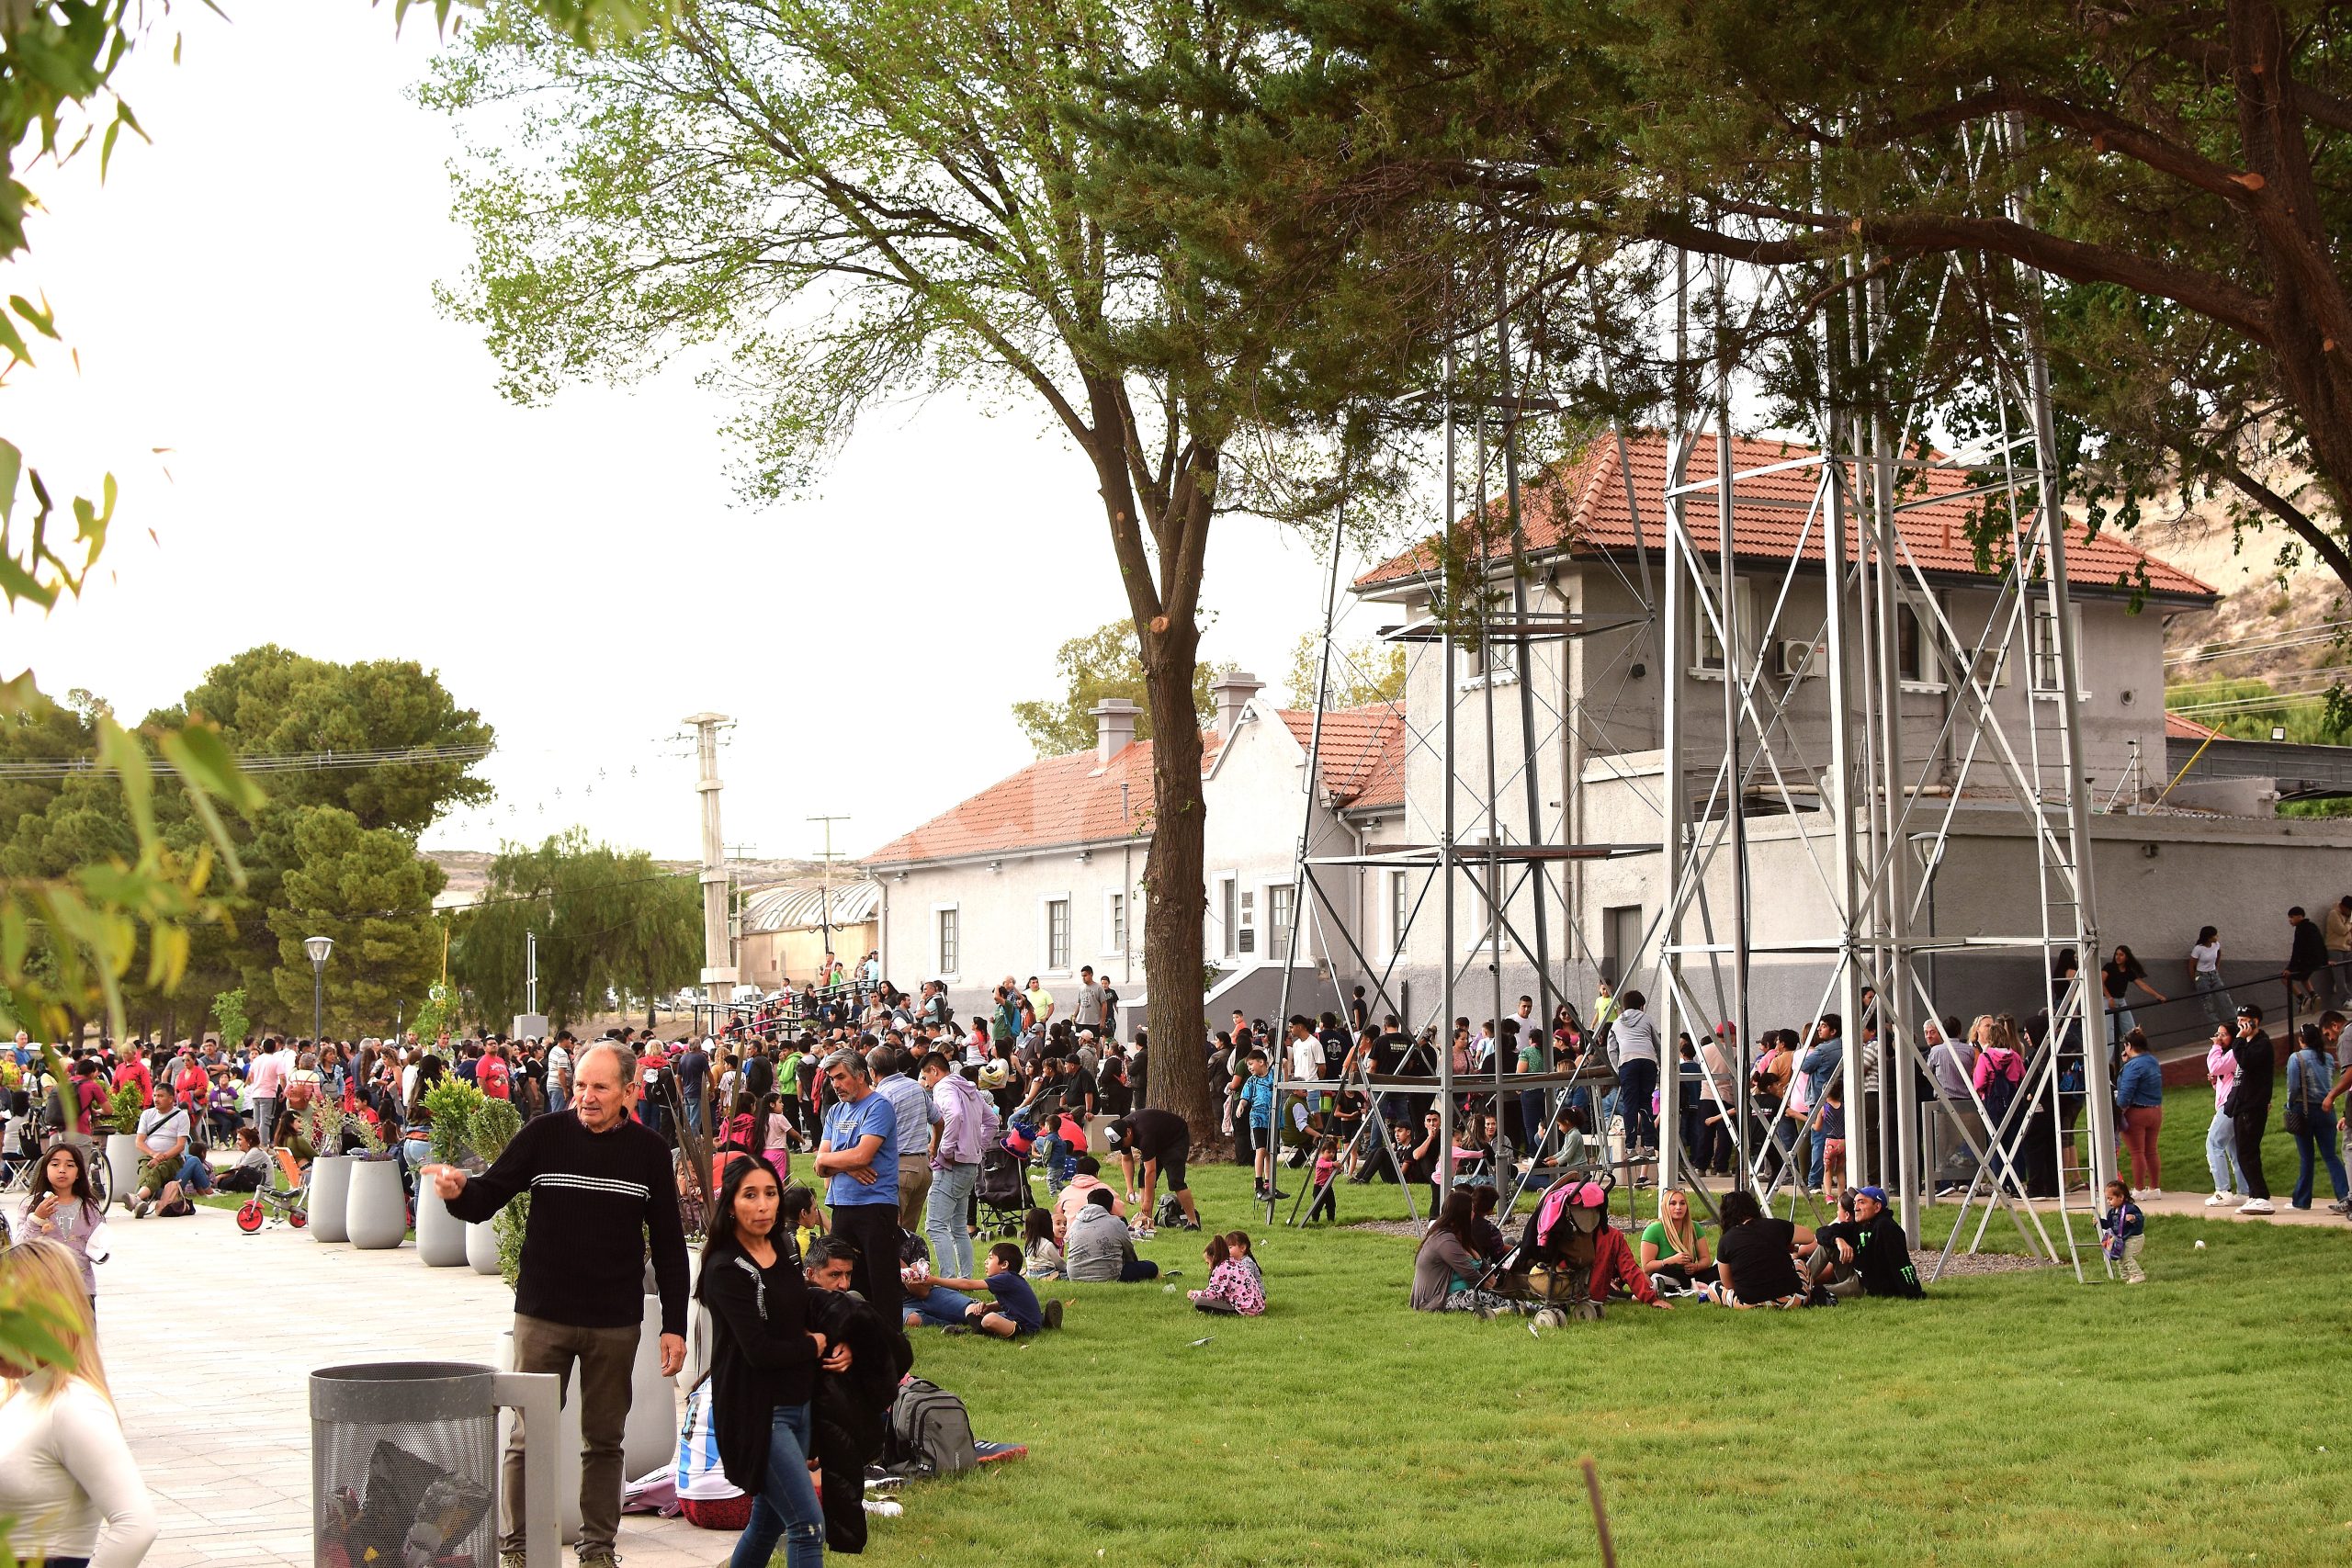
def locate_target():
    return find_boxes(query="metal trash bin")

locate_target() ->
[311,1360,560,1568]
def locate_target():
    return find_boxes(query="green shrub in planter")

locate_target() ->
[106,1080,143,1134]
[421,1079,486,1165]
[471,1096,521,1163]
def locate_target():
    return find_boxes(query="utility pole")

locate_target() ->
[808,815,852,984]
[685,713,739,1014]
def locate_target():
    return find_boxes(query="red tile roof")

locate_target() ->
[1354,429,2215,603]
[1272,705,1407,811]
[2165,710,2225,741]
[865,705,1407,865]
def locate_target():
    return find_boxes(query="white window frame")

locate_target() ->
[1894,602,1949,694]
[1039,892,1073,976]
[1211,872,1238,960]
[2028,602,2091,700]
[1387,868,1410,963]
[1454,633,1521,690]
[1102,888,1126,958]
[932,901,960,982]
[1690,574,1756,679]
[1268,882,1297,962]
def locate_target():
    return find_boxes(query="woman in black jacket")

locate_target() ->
[699,1156,844,1568]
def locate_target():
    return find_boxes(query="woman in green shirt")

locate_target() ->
[1638,1188,1717,1294]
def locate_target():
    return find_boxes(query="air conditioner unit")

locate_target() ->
[1776,638,1826,680]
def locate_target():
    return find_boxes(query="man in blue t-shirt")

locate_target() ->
[815,1046,904,1330]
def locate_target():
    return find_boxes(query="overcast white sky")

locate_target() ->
[5,2,1393,864]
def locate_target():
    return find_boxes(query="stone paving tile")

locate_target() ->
[96,1203,711,1567]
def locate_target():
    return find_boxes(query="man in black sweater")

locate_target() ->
[427,1042,690,1568]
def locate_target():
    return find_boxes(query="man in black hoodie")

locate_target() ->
[2229,1004,2278,1213]
[804,1236,913,1551]
[1806,1187,1925,1299]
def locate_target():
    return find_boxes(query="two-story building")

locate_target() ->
[865,429,2352,1044]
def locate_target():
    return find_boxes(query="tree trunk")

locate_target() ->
[1139,617,1216,1139]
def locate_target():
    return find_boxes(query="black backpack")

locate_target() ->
[887,1377,978,1476]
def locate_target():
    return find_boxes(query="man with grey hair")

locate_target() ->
[814,1045,903,1331]
[427,1040,690,1568]
[868,1041,938,1232]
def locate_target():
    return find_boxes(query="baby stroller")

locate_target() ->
[975,1145,1033,1238]
[1500,1175,1616,1320]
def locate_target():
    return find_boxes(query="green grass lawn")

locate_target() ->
[2152,1081,2342,1202]
[857,1142,2352,1568]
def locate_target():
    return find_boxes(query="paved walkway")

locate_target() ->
[98,1205,708,1568]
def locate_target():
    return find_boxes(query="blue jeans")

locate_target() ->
[1617,1058,1658,1152]
[926,1162,979,1278]
[1039,1134,1076,1190]
[2205,1109,2246,1194]
[729,1403,821,1568]
[908,1284,977,1327]
[2291,1107,2349,1209]
[2193,972,2234,1028]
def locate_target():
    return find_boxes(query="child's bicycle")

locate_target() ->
[235,1147,311,1234]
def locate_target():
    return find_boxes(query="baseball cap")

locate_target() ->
[1857,1185,1888,1205]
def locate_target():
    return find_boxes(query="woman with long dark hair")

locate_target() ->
[1409,1190,1512,1313]
[2100,945,2166,1049]
[15,1142,105,1307]
[2286,1022,2348,1212]
[698,1156,842,1568]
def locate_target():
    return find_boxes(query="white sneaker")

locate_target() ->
[2205,1191,2234,1206]
[2237,1198,2276,1214]
[2142,1189,2163,1201]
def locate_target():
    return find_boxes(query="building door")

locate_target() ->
[1601,905,1644,990]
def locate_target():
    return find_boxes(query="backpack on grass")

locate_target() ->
[886,1378,978,1477]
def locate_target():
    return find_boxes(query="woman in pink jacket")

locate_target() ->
[2202,1020,2250,1205]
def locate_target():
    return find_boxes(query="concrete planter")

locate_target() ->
[309,1155,352,1243]
[345,1157,408,1249]
[104,1134,140,1207]
[465,1218,502,1276]
[415,1185,468,1267]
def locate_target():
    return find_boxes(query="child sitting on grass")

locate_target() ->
[1189,1231,1266,1316]
[2098,1179,2146,1283]
[1022,1207,1063,1279]
[906,1241,1062,1337]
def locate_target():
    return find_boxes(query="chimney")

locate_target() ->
[1211,671,1264,738]
[1092,697,1140,763]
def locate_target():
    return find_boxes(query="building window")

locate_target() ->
[1046,898,1070,972]
[1269,884,1296,960]
[1693,577,1753,673]
[1219,877,1238,958]
[1389,870,1409,957]
[1105,891,1125,955]
[936,908,958,976]
[2029,604,2088,696]
[1458,635,1518,682]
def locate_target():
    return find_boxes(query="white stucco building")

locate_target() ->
[865,429,2352,1045]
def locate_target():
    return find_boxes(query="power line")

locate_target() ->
[0,742,494,782]
[2164,618,2352,667]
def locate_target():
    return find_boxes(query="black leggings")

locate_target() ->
[1650,1261,1719,1291]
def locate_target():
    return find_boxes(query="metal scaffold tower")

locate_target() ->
[1268,216,2115,1279]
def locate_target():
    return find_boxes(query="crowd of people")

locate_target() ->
[6,908,2348,1567]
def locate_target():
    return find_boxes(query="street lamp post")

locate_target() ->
[305,936,334,1045]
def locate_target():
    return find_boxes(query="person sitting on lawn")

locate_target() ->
[213,1127,270,1193]
[1638,1188,1717,1294]
[1700,1189,1815,1309]
[1410,1190,1517,1314]
[1050,1156,1125,1249]
[902,1241,1060,1337]
[1804,1186,1923,1299]
[1063,1187,1159,1281]
[127,1082,213,1217]
[1189,1231,1266,1316]
[1466,1184,1510,1260]
[1022,1208,1062,1279]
